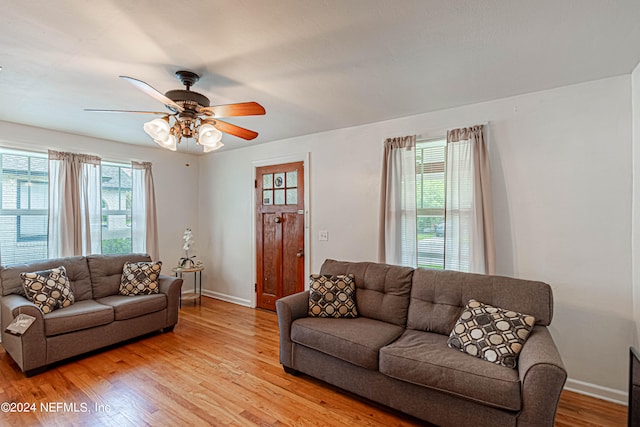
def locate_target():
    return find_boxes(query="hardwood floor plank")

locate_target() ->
[0,297,627,426]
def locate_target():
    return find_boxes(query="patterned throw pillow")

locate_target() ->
[20,266,75,314]
[308,274,358,318]
[119,261,162,296]
[447,299,535,368]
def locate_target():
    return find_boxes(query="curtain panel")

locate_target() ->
[379,135,417,267]
[48,150,102,258]
[445,125,495,274]
[132,161,159,261]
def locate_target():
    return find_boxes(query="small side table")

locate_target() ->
[172,265,204,307]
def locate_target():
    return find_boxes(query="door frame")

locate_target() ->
[251,152,310,308]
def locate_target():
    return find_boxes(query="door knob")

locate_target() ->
[274,216,281,223]
[296,250,304,258]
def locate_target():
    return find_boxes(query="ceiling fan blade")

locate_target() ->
[213,120,259,140]
[201,102,265,117]
[119,76,184,112]
[84,109,169,115]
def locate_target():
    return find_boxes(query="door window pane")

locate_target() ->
[274,173,285,188]
[274,189,285,205]
[263,174,273,189]
[286,189,298,205]
[263,190,273,205]
[286,171,297,188]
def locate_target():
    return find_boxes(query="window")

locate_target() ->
[383,127,492,273]
[101,163,132,254]
[416,139,446,269]
[0,149,49,264]
[0,148,155,264]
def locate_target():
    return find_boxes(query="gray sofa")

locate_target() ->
[0,253,183,376]
[276,259,567,427]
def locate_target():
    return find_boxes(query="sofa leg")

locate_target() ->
[163,325,175,333]
[25,366,48,377]
[283,366,299,376]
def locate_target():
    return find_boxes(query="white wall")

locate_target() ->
[0,121,200,272]
[198,75,634,398]
[633,61,640,350]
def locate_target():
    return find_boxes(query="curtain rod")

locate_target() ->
[0,143,151,165]
[416,121,489,141]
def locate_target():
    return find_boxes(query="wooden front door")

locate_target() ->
[256,162,305,311]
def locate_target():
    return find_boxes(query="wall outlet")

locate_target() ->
[319,231,329,241]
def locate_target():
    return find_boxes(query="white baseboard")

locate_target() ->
[565,378,627,406]
[200,290,252,308]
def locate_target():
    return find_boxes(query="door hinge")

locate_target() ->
[254,283,257,292]
[254,179,258,188]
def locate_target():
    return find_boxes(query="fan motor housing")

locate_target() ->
[165,89,210,119]
[165,89,210,108]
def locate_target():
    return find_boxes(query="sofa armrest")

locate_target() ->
[517,326,567,427]
[275,291,309,368]
[1,294,47,373]
[158,275,183,328]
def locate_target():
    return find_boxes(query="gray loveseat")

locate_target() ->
[276,259,567,427]
[0,253,182,376]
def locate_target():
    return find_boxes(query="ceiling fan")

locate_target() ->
[86,70,266,152]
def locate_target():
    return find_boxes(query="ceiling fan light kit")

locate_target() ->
[86,70,265,152]
[203,139,224,153]
[196,121,224,146]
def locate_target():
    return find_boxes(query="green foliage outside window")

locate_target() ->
[102,237,132,254]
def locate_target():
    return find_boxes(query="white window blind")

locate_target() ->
[0,149,49,264]
[416,139,446,269]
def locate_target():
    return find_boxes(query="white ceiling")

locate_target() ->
[1,0,640,154]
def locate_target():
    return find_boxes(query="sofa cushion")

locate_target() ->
[97,294,167,321]
[407,268,553,336]
[291,317,404,370]
[1,256,93,301]
[44,300,114,337]
[379,330,521,411]
[119,261,162,296]
[87,253,152,298]
[21,266,75,314]
[319,259,413,327]
[308,274,358,318]
[447,299,535,368]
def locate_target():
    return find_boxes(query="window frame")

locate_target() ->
[0,149,50,264]
[100,161,133,255]
[16,177,49,242]
[415,138,447,270]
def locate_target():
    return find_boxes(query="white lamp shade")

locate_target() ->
[198,123,223,146]
[143,118,171,140]
[203,140,224,152]
[154,134,177,151]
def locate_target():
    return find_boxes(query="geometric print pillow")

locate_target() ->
[447,299,535,369]
[20,266,75,314]
[119,261,162,296]
[308,274,358,318]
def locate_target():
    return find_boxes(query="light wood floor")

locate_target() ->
[0,297,628,426]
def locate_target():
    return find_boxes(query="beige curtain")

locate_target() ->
[48,150,102,257]
[131,161,159,261]
[445,125,495,274]
[379,135,417,267]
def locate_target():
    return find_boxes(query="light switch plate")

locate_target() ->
[319,231,329,241]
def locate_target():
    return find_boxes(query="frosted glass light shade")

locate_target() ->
[198,123,223,146]
[203,140,224,152]
[154,134,177,151]
[143,118,171,140]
